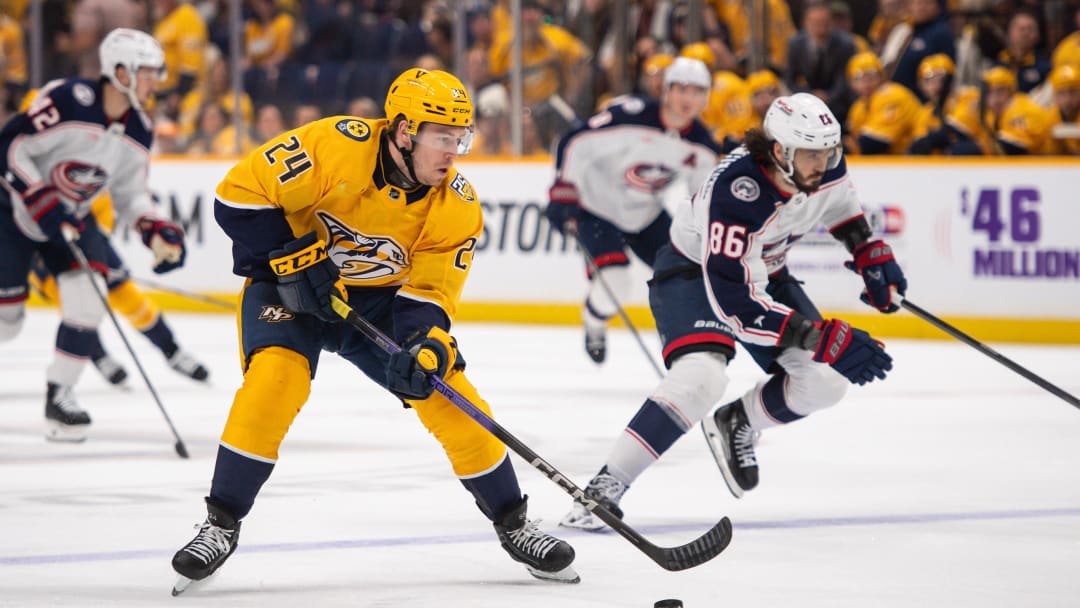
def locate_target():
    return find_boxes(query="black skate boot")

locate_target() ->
[584,326,606,363]
[165,348,210,382]
[91,353,128,386]
[559,466,628,531]
[494,496,579,584]
[171,499,241,595]
[702,400,759,498]
[44,383,91,442]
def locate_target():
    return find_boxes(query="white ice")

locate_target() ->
[1,309,1079,607]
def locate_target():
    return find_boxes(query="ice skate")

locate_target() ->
[702,400,759,498]
[91,353,129,386]
[171,500,241,595]
[166,349,210,382]
[495,496,579,584]
[559,467,627,531]
[44,383,91,442]
[584,325,606,363]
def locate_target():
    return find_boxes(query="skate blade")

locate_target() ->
[701,418,745,499]
[45,421,88,443]
[558,511,608,532]
[171,575,194,596]
[526,564,580,584]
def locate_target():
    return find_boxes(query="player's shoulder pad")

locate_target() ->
[445,168,477,203]
[308,115,383,179]
[586,97,658,130]
[42,78,103,124]
[705,150,777,226]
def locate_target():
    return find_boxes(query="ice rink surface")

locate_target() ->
[1,309,1079,607]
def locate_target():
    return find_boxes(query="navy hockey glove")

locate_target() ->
[846,239,907,313]
[24,185,83,243]
[386,326,458,400]
[810,319,892,385]
[137,217,187,274]
[269,232,347,323]
[544,179,581,236]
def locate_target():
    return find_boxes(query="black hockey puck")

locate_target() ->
[654,601,683,608]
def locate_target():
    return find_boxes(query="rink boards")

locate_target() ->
[47,156,1080,344]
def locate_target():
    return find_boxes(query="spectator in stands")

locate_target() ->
[244,0,294,72]
[888,0,956,99]
[702,70,749,144]
[423,15,453,69]
[868,0,906,55]
[415,53,446,73]
[845,51,922,154]
[946,66,1054,155]
[639,53,674,100]
[715,69,784,151]
[291,103,321,129]
[252,103,286,145]
[463,46,493,95]
[152,120,183,155]
[830,1,871,53]
[488,0,592,148]
[0,6,28,115]
[994,9,1051,93]
[152,0,208,120]
[785,0,858,125]
[178,50,253,141]
[346,97,380,119]
[668,4,734,71]
[1047,64,1080,154]
[711,0,796,73]
[68,0,146,79]
[1053,7,1080,67]
[185,102,228,155]
[474,84,510,156]
[908,53,960,154]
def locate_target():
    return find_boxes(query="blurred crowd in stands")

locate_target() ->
[1,0,1078,156]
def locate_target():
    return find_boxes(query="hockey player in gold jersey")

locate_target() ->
[170,68,578,595]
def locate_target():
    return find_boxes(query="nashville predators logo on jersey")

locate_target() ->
[259,305,295,322]
[318,211,408,280]
[335,118,371,141]
[449,173,476,202]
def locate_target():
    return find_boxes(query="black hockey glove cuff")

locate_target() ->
[269,232,347,323]
[386,326,459,401]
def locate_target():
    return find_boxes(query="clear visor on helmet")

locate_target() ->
[412,125,475,155]
[793,143,843,170]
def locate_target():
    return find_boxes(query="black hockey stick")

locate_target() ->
[134,276,237,310]
[330,296,732,570]
[901,298,1080,409]
[569,230,666,379]
[63,229,190,458]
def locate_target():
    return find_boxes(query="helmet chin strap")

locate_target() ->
[382,130,421,189]
[771,145,798,188]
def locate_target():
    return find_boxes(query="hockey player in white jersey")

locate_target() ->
[0,28,188,441]
[544,57,722,363]
[562,93,904,529]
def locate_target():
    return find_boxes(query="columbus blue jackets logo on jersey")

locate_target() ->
[730,176,760,202]
[624,163,675,194]
[317,211,407,280]
[50,161,107,202]
[335,119,371,141]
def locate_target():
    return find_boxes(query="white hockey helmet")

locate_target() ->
[99,28,166,110]
[663,57,711,91]
[762,92,842,178]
